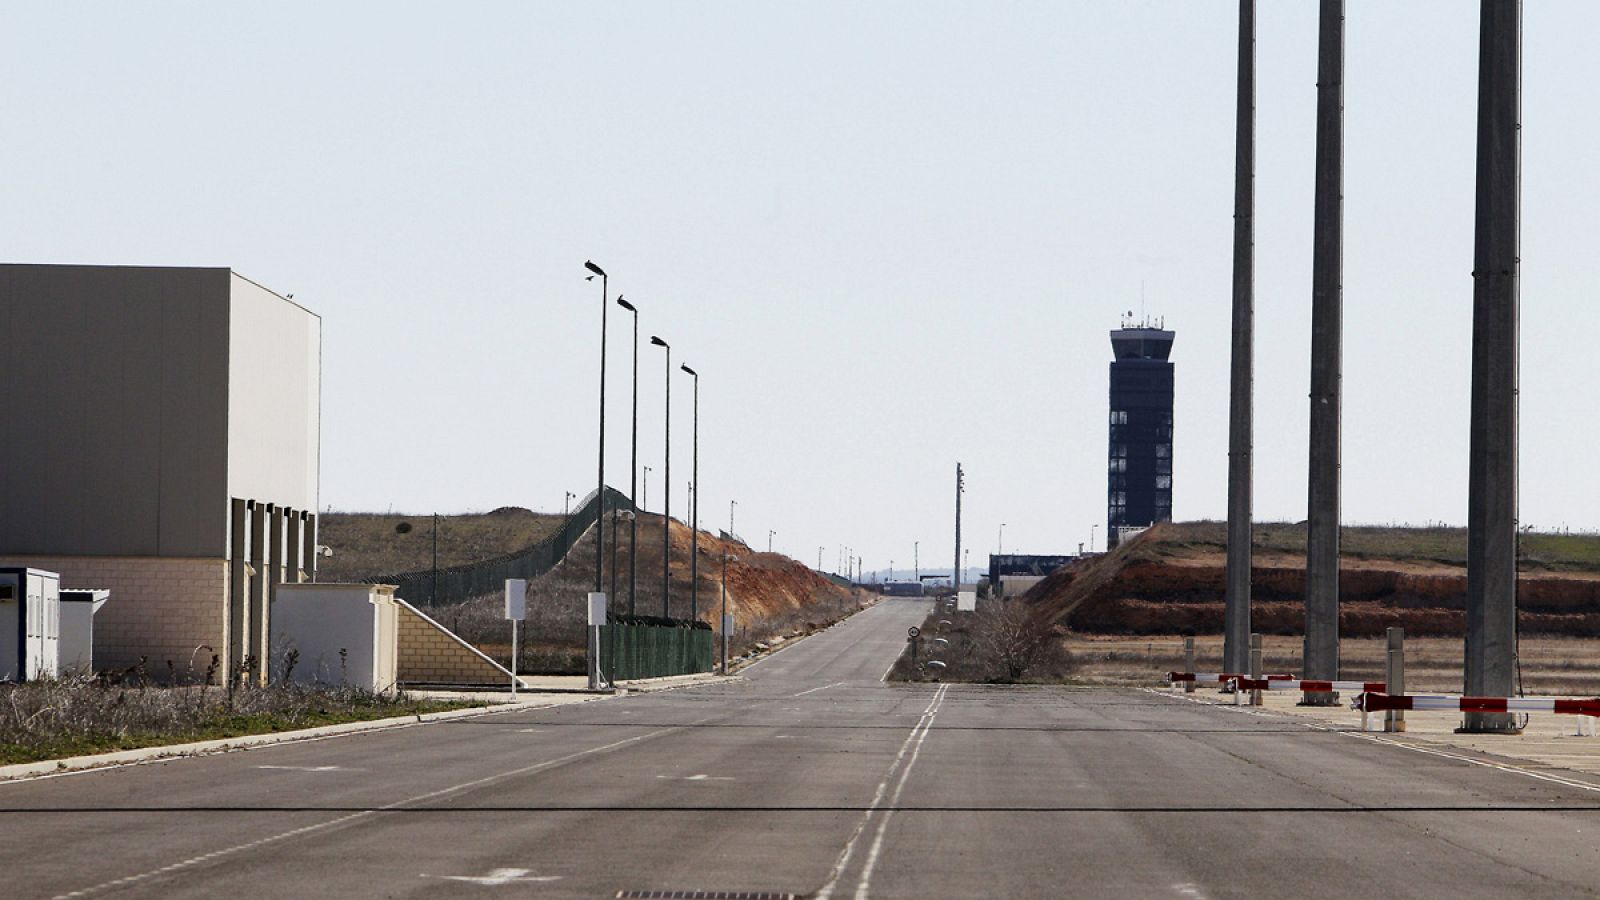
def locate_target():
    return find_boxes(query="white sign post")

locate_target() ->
[957,590,977,612]
[505,579,526,695]
[587,592,607,690]
[721,613,734,675]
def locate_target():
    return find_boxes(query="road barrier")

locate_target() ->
[1166,672,1295,685]
[1354,692,1600,734]
[1234,678,1386,693]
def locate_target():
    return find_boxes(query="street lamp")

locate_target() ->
[768,530,776,553]
[564,491,576,517]
[729,499,737,537]
[914,541,919,582]
[642,466,652,512]
[999,523,1007,556]
[618,296,641,615]
[1091,524,1098,554]
[680,363,700,622]
[584,260,609,596]
[650,335,672,618]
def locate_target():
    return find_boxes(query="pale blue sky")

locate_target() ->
[4,2,1598,576]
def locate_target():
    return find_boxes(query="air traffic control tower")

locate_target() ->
[1107,317,1174,547]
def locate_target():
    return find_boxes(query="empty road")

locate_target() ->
[8,597,1600,898]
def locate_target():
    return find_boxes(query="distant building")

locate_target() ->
[1108,317,1174,547]
[0,264,320,680]
[988,554,1077,597]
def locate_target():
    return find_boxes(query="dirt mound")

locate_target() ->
[1021,521,1600,638]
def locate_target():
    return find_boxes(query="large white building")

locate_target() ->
[0,264,320,681]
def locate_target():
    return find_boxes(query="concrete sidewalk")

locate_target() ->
[1167,684,1600,781]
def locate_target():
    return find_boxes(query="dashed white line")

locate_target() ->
[51,730,673,899]
[793,681,848,698]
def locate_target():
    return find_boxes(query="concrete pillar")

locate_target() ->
[1304,0,1345,707]
[229,498,250,677]
[1249,632,1264,707]
[1223,0,1256,677]
[1462,0,1521,735]
[303,513,318,582]
[248,501,268,685]
[285,509,303,584]
[1386,626,1406,733]
[1184,636,1196,693]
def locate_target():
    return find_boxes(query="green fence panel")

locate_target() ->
[599,622,713,680]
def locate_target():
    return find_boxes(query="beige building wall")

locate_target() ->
[0,265,321,678]
[0,555,227,676]
[395,601,513,685]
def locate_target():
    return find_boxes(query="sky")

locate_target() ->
[4,2,1598,580]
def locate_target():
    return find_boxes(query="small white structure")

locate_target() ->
[956,590,977,612]
[0,567,61,681]
[59,589,110,674]
[271,583,399,694]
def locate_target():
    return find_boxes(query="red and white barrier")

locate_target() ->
[1166,672,1295,685]
[1355,692,1600,718]
[1235,678,1386,693]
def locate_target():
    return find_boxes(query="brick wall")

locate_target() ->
[0,555,228,675]
[395,600,513,685]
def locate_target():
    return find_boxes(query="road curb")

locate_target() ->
[0,695,586,783]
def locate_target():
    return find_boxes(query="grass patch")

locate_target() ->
[0,678,474,766]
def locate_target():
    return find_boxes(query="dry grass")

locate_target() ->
[1069,632,1600,696]
[317,507,566,582]
[0,678,468,765]
[890,602,1077,684]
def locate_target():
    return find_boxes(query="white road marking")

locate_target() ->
[422,867,562,885]
[255,765,347,772]
[655,774,734,781]
[1150,688,1600,797]
[50,730,674,899]
[814,683,948,900]
[517,728,546,734]
[852,683,948,900]
[793,681,848,698]
[1173,882,1209,898]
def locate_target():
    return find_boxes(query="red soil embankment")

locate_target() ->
[1022,522,1600,638]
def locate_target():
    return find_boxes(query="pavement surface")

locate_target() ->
[9,598,1600,898]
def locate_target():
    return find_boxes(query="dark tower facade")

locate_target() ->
[1108,320,1175,546]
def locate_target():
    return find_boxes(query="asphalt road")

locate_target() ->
[9,597,1600,898]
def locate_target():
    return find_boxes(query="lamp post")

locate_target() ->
[584,260,609,596]
[729,500,737,538]
[618,296,640,616]
[681,363,700,622]
[564,491,575,517]
[650,335,672,618]
[768,530,776,553]
[914,541,919,582]
[818,546,824,571]
[999,523,1007,556]
[642,466,651,512]
[1091,524,1098,553]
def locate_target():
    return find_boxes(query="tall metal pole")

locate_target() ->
[1303,0,1345,705]
[585,261,609,595]
[682,364,700,622]
[431,512,439,607]
[1462,0,1521,734]
[1223,0,1256,677]
[619,297,640,616]
[651,335,672,618]
[954,463,964,594]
